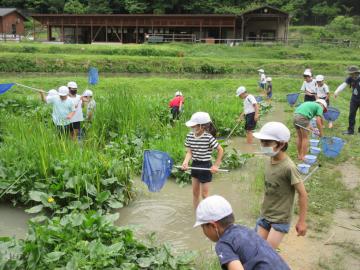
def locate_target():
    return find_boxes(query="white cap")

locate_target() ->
[82,89,93,97]
[258,69,264,73]
[315,75,324,82]
[58,86,69,96]
[316,99,328,112]
[253,122,291,142]
[185,112,211,127]
[67,81,78,89]
[47,89,58,96]
[303,70,312,76]
[236,86,246,96]
[194,195,233,227]
[175,91,183,96]
[266,77,272,82]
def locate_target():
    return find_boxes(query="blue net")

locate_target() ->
[255,96,263,102]
[321,137,344,158]
[141,150,173,192]
[0,83,15,94]
[88,67,99,85]
[323,107,340,122]
[286,93,300,105]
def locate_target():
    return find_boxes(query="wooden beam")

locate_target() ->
[105,19,108,42]
[112,27,121,42]
[33,18,36,41]
[241,15,244,41]
[92,26,103,42]
[90,19,93,43]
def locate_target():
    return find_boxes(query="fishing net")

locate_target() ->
[0,83,15,94]
[88,67,99,85]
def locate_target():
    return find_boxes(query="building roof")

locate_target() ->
[242,5,289,16]
[0,8,28,20]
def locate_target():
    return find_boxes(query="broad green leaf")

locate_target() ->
[29,215,48,223]
[96,190,111,203]
[101,177,118,186]
[28,190,47,202]
[103,213,119,223]
[107,199,123,209]
[45,251,65,263]
[137,257,152,268]
[25,204,43,214]
[70,213,85,227]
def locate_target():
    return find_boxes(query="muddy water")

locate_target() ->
[116,103,286,251]
[0,204,30,238]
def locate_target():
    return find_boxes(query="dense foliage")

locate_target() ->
[1,0,360,24]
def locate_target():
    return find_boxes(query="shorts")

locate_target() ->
[70,121,81,131]
[267,91,273,99]
[170,106,180,119]
[258,82,265,89]
[245,112,256,131]
[57,125,71,135]
[191,160,212,183]
[304,95,316,102]
[293,114,310,129]
[255,217,290,234]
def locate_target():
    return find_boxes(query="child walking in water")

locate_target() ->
[253,122,308,250]
[182,112,224,209]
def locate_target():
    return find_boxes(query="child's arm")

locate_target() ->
[315,116,324,137]
[39,91,46,103]
[254,103,259,121]
[211,145,224,173]
[227,260,245,270]
[181,148,192,170]
[294,181,308,236]
[66,111,76,120]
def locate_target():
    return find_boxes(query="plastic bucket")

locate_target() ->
[298,163,311,174]
[309,139,320,147]
[311,129,319,138]
[323,107,340,122]
[286,93,300,106]
[321,136,344,158]
[255,96,263,103]
[310,146,321,155]
[304,154,317,165]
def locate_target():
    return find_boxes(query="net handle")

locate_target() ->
[174,165,229,172]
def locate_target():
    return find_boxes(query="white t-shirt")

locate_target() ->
[68,95,84,123]
[244,94,257,115]
[316,83,329,98]
[300,79,317,94]
[260,73,266,84]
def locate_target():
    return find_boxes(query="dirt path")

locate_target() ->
[281,162,360,270]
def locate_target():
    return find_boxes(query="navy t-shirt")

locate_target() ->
[345,76,360,100]
[215,225,290,270]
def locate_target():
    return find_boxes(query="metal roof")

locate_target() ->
[0,8,17,17]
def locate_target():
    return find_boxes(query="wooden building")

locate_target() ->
[31,5,290,44]
[0,8,27,36]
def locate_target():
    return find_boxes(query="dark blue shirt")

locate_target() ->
[215,225,290,270]
[345,76,360,100]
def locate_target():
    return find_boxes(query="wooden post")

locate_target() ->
[233,18,236,39]
[33,18,35,41]
[106,19,108,43]
[90,19,93,44]
[61,18,64,42]
[136,19,138,44]
[76,18,79,44]
[121,21,123,43]
[47,25,51,41]
[200,20,202,41]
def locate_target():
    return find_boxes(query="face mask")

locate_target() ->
[70,89,77,95]
[260,146,279,157]
[191,128,198,134]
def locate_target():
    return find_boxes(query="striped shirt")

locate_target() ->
[184,132,219,161]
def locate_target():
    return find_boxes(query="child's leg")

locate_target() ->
[328,121,333,128]
[257,226,270,240]
[295,128,302,159]
[266,228,286,249]
[192,177,201,209]
[200,182,210,199]
[246,130,253,144]
[300,129,309,160]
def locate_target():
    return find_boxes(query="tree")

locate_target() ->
[123,0,148,14]
[87,0,112,14]
[64,0,87,14]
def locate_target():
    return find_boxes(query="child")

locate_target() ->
[315,75,332,128]
[67,81,84,140]
[253,122,308,250]
[258,69,266,92]
[169,91,184,120]
[41,86,75,135]
[194,195,290,270]
[82,89,96,121]
[236,86,259,144]
[266,77,273,101]
[301,70,317,102]
[181,112,224,209]
[293,100,327,160]
[334,65,360,135]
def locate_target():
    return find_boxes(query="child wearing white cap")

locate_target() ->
[253,122,308,250]
[42,86,75,135]
[182,112,224,209]
[168,91,184,120]
[258,69,266,91]
[315,75,332,128]
[301,69,317,102]
[67,81,84,140]
[194,195,290,269]
[293,100,327,160]
[265,77,273,101]
[236,86,259,144]
[82,89,96,121]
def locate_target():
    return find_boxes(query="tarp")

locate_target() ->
[0,83,15,94]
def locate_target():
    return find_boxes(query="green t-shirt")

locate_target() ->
[261,156,302,223]
[294,102,323,119]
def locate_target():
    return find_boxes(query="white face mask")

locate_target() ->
[260,146,279,157]
[191,127,198,134]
